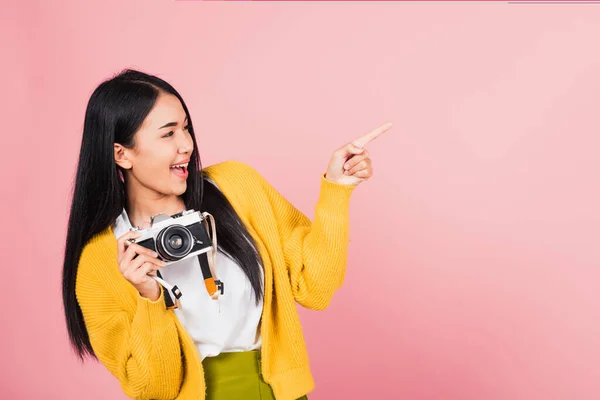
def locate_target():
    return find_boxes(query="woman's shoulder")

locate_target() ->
[77,227,118,279]
[203,159,267,189]
[203,159,261,177]
[76,226,138,309]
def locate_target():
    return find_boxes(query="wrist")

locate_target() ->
[324,172,358,187]
[324,172,342,184]
[136,280,161,301]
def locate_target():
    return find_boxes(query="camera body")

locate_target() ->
[131,209,213,265]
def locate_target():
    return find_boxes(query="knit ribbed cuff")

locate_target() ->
[316,173,357,217]
[135,286,170,333]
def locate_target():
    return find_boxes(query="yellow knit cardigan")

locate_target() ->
[75,160,356,400]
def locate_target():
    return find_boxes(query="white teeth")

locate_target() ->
[170,163,188,169]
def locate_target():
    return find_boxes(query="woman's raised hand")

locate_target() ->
[117,230,167,301]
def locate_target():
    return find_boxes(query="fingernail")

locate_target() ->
[152,252,158,257]
[344,163,350,170]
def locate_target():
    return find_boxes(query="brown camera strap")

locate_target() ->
[201,211,222,301]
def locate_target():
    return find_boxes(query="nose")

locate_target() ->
[177,129,193,155]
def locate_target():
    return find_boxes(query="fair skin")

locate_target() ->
[114,91,391,301]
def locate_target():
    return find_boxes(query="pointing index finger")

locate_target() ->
[351,122,393,148]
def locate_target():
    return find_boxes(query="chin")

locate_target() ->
[173,183,188,196]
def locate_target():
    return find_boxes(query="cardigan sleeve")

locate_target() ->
[243,162,357,310]
[75,251,183,399]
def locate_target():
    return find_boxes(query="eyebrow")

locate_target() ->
[158,116,188,130]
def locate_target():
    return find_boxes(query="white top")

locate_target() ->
[112,180,263,361]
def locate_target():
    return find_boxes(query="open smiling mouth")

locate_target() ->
[170,162,189,177]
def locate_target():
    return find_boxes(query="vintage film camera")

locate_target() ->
[130,209,213,265]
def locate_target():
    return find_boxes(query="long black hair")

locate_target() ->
[62,69,264,361]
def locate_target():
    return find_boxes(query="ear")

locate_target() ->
[114,143,133,170]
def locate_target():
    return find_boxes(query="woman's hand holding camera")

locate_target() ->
[117,230,167,301]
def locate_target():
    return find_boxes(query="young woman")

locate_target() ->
[62,69,390,400]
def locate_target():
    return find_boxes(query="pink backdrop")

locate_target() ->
[3,1,600,399]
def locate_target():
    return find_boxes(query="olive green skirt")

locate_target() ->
[202,350,308,400]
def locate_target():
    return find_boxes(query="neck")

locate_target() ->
[124,180,185,229]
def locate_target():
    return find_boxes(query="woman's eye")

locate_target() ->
[162,125,189,137]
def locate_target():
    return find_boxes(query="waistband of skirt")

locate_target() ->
[202,350,262,376]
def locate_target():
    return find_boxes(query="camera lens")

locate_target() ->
[156,224,194,261]
[168,235,183,249]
